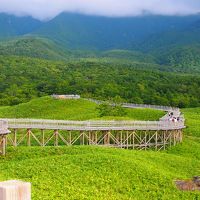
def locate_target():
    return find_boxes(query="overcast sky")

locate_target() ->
[0,0,200,20]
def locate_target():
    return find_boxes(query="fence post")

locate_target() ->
[0,180,31,200]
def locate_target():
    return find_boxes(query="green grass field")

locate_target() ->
[0,96,164,121]
[0,100,199,200]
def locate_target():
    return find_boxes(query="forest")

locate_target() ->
[0,55,200,108]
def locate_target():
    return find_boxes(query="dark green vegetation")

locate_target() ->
[0,107,199,200]
[0,56,200,107]
[0,13,200,73]
[0,97,164,121]
[0,37,71,60]
[0,13,42,39]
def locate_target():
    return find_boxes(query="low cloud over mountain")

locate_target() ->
[0,0,200,20]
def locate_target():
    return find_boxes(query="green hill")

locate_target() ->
[0,107,199,199]
[0,37,71,60]
[0,96,164,121]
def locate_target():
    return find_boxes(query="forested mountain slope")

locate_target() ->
[0,13,42,39]
[0,37,71,60]
[0,56,199,107]
[33,13,200,50]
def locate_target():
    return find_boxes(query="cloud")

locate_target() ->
[0,0,200,20]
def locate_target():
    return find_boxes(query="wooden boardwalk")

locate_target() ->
[0,101,185,153]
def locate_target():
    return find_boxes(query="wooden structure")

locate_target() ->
[51,94,80,99]
[0,120,10,155]
[4,118,185,151]
[1,100,185,151]
[0,180,31,200]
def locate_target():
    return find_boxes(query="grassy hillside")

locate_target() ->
[0,37,71,60]
[0,107,199,200]
[0,96,164,121]
[182,107,200,137]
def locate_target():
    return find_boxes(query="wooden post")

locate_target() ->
[155,131,158,151]
[82,132,85,145]
[126,131,129,149]
[14,129,17,147]
[54,130,58,146]
[132,131,135,149]
[88,131,91,145]
[80,131,84,145]
[120,131,123,148]
[169,131,172,147]
[104,131,110,145]
[0,180,31,200]
[116,132,119,144]
[163,131,166,150]
[95,132,98,144]
[173,130,176,146]
[144,131,147,150]
[68,131,72,145]
[2,136,6,156]
[41,130,45,146]
[27,129,31,146]
[180,130,183,143]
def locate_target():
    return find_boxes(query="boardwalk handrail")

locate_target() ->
[1,118,185,131]
[85,98,180,111]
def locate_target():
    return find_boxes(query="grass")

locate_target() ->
[0,96,164,121]
[0,102,199,199]
[182,107,200,137]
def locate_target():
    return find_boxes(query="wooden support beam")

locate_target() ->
[132,131,135,150]
[126,131,129,149]
[155,131,158,151]
[104,131,110,145]
[2,136,6,156]
[13,129,17,147]
[68,131,72,145]
[27,129,31,146]
[54,130,59,146]
[41,129,45,146]
[163,131,166,150]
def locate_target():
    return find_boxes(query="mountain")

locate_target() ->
[0,12,200,52]
[33,13,200,50]
[0,12,200,73]
[0,36,72,60]
[140,21,200,53]
[0,13,42,39]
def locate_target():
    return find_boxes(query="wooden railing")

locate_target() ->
[2,118,185,131]
[85,98,180,111]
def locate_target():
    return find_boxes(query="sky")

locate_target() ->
[0,0,200,20]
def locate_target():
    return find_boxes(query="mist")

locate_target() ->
[0,0,200,20]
